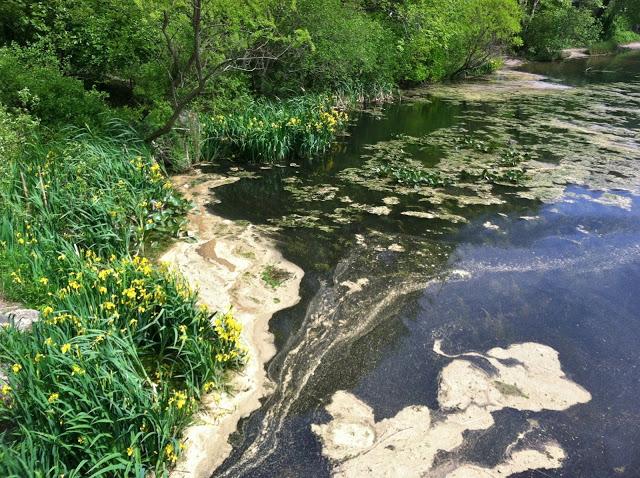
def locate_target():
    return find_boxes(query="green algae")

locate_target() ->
[336,73,640,219]
[494,380,529,399]
[261,264,293,289]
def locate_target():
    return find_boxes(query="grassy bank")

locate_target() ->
[0,116,245,476]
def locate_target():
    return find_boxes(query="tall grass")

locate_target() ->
[201,95,349,163]
[0,119,245,476]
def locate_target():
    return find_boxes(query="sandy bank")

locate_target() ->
[619,41,640,50]
[162,171,303,478]
[560,48,590,59]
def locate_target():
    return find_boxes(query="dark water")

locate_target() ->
[207,51,640,477]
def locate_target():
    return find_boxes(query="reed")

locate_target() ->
[201,95,349,163]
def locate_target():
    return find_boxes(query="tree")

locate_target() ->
[144,0,304,142]
[0,0,155,83]
[396,0,522,82]
[521,0,602,59]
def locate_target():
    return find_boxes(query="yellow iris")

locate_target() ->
[71,364,85,376]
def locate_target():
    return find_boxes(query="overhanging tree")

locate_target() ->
[145,0,306,142]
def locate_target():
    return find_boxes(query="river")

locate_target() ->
[203,51,640,477]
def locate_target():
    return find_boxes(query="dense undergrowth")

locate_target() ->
[0,118,245,477]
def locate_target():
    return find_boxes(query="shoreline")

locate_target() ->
[162,170,303,477]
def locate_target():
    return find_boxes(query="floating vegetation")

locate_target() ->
[215,63,640,235]
[339,74,640,211]
[261,265,293,289]
[337,131,531,202]
[283,183,340,202]
[475,167,527,185]
[375,164,453,187]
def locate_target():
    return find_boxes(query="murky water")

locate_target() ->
[206,51,640,477]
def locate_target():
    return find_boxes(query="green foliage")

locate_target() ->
[265,0,395,92]
[0,254,243,476]
[608,14,640,43]
[0,104,39,161]
[375,164,453,187]
[0,47,109,128]
[395,0,522,82]
[261,265,292,289]
[607,0,640,29]
[0,124,190,264]
[522,0,603,60]
[0,121,244,475]
[479,167,527,184]
[201,95,349,163]
[0,0,155,81]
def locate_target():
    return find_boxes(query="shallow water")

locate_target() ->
[206,51,640,477]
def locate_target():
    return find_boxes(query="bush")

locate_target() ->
[264,0,396,93]
[395,0,522,82]
[610,15,640,44]
[0,105,38,162]
[522,0,602,60]
[0,47,109,128]
[0,0,154,82]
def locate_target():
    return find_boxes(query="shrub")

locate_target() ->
[265,0,395,93]
[0,47,109,128]
[610,15,640,43]
[522,0,602,60]
[396,0,522,82]
[0,0,154,82]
